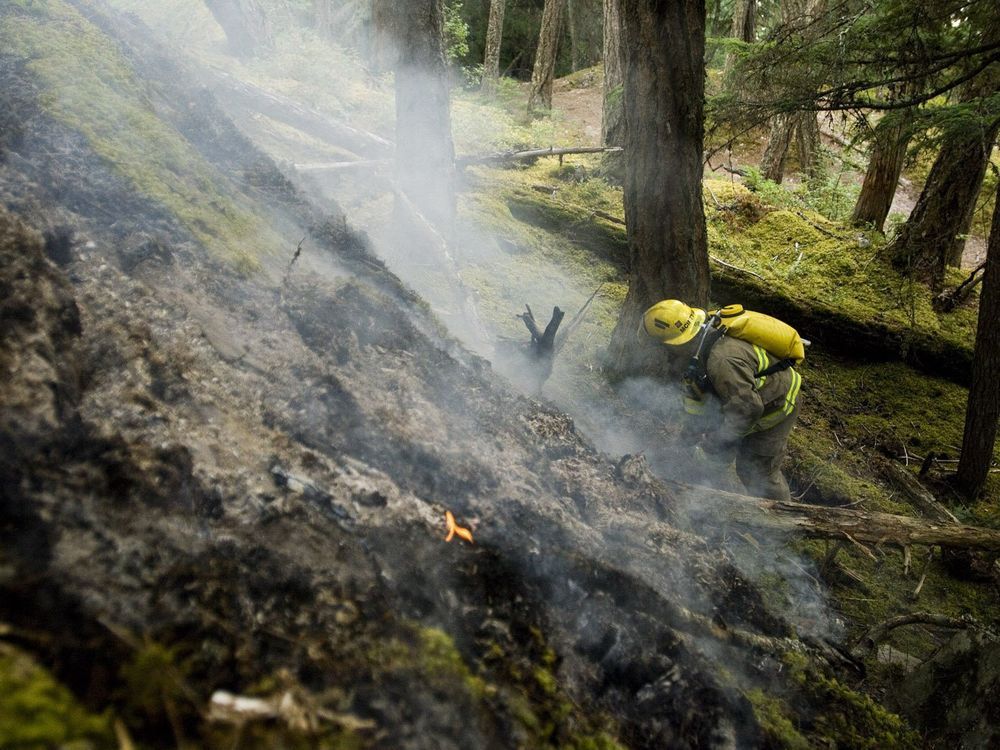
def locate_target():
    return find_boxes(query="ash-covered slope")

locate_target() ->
[0,2,919,748]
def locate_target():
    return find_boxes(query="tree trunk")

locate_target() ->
[794,111,820,177]
[600,0,625,147]
[730,0,756,42]
[851,118,911,231]
[759,113,794,183]
[375,0,456,231]
[886,116,1000,284]
[204,0,273,57]
[955,180,1000,498]
[760,111,818,183]
[567,0,580,72]
[756,0,821,183]
[480,0,506,96]
[528,0,566,112]
[606,0,709,376]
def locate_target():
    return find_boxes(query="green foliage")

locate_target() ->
[0,644,114,748]
[119,641,190,718]
[782,653,921,749]
[443,0,471,64]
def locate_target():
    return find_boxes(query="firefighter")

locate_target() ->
[640,299,803,502]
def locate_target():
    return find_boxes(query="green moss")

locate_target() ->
[745,688,810,750]
[118,641,191,720]
[779,653,920,749]
[0,643,114,748]
[1,0,282,271]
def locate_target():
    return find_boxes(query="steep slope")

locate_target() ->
[0,1,928,748]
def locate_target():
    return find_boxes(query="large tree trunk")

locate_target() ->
[606,0,709,376]
[759,110,819,183]
[759,112,795,183]
[527,0,566,112]
[851,118,911,231]
[886,116,1000,284]
[955,181,1000,498]
[794,111,820,177]
[600,0,625,147]
[730,0,756,42]
[480,0,506,96]
[204,0,273,57]
[375,0,456,231]
[567,0,580,72]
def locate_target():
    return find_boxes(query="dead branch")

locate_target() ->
[705,156,748,177]
[933,260,987,312]
[794,210,842,238]
[710,254,765,280]
[852,612,973,659]
[876,456,959,524]
[555,285,604,354]
[457,145,623,168]
[672,482,1000,553]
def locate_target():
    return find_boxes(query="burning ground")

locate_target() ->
[1,0,990,748]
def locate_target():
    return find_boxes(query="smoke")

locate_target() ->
[80,0,840,678]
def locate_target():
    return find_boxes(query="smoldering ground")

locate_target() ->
[1,1,852,745]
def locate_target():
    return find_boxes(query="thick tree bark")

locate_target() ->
[759,112,795,183]
[480,0,506,96]
[567,0,580,72]
[601,0,625,147]
[678,484,1000,553]
[204,0,273,57]
[759,111,819,183]
[794,111,820,176]
[730,0,756,42]
[374,0,456,231]
[528,0,566,112]
[955,181,1000,498]
[886,117,999,283]
[606,0,709,376]
[851,118,911,231]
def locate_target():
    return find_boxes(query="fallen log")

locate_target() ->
[457,145,623,168]
[851,612,973,659]
[673,482,1000,553]
[876,456,959,524]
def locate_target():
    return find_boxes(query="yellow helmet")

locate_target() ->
[641,300,707,346]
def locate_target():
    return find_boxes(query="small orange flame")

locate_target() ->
[444,510,474,544]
